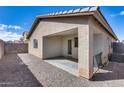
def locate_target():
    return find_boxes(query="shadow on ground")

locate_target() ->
[0,54,42,87]
[92,62,124,81]
[45,56,78,63]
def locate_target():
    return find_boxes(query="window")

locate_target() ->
[74,37,78,47]
[33,39,38,48]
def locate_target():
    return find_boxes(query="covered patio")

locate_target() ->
[41,24,108,79]
[42,28,79,76]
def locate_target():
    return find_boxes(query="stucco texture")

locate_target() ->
[28,16,88,58]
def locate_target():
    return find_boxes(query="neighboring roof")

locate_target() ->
[22,31,29,36]
[27,6,118,40]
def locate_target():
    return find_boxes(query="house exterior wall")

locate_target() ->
[93,34,110,64]
[29,37,42,58]
[93,34,106,56]
[29,16,88,58]
[91,18,116,64]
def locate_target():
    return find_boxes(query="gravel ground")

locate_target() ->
[18,53,124,87]
[1,53,124,87]
[0,54,42,87]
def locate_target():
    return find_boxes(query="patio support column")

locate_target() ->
[78,25,93,79]
[40,37,43,59]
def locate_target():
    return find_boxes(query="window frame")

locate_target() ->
[33,39,38,48]
[74,37,78,48]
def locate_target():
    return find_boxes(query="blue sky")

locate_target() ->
[0,6,124,41]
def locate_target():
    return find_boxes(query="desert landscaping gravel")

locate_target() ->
[1,53,124,87]
[18,53,124,87]
[0,54,42,87]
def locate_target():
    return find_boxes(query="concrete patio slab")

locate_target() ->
[44,57,78,76]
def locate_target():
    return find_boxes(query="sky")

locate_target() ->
[0,6,124,41]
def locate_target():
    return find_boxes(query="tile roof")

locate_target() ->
[27,6,118,40]
[37,7,98,17]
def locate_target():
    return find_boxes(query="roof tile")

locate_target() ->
[73,8,81,13]
[89,6,98,11]
[58,11,63,15]
[62,10,68,14]
[80,7,90,12]
[67,9,73,14]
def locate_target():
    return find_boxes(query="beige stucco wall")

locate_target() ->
[29,16,88,58]
[62,34,78,59]
[78,24,94,79]
[43,36,62,59]
[42,34,78,59]
[0,40,4,60]
[94,34,106,56]
[92,18,116,64]
[29,37,42,58]
[93,34,109,64]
